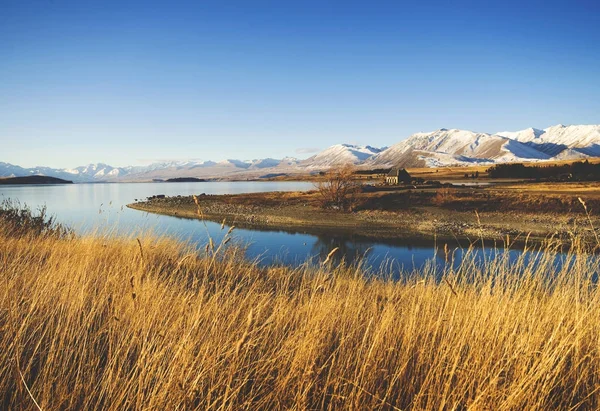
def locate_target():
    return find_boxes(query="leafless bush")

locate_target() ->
[314,165,361,211]
[432,187,458,207]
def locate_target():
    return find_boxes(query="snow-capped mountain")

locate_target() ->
[0,162,134,182]
[249,158,283,169]
[300,144,383,168]
[279,157,301,167]
[215,159,250,169]
[366,129,550,168]
[141,160,215,171]
[0,161,214,182]
[2,124,600,182]
[497,124,600,158]
[0,162,29,178]
[61,163,134,181]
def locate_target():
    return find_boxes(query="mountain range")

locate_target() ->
[2,124,599,182]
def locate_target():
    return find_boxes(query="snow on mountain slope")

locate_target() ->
[249,158,281,169]
[0,162,187,182]
[496,127,545,141]
[280,157,300,166]
[543,125,600,149]
[301,144,382,168]
[4,124,600,181]
[495,139,552,162]
[54,163,136,181]
[0,162,131,182]
[415,151,492,168]
[186,161,217,169]
[498,124,600,157]
[217,159,251,169]
[552,148,590,161]
[367,129,549,167]
[0,162,30,178]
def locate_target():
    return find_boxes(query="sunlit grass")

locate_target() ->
[1,204,600,409]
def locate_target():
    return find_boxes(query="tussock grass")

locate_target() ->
[2,222,600,409]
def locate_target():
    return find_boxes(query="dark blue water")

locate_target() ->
[0,181,556,272]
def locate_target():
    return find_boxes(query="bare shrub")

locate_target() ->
[314,165,361,211]
[432,187,457,207]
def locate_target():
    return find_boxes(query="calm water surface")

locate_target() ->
[0,181,557,273]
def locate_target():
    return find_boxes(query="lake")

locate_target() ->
[0,181,553,273]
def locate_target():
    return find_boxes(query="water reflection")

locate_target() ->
[0,181,554,272]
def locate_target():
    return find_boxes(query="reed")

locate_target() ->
[1,218,600,409]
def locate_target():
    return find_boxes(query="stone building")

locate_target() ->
[385,168,411,185]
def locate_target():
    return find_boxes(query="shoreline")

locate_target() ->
[126,189,600,247]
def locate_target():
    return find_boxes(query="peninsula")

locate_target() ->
[0,175,74,185]
[127,180,600,245]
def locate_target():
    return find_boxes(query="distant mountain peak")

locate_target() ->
[2,124,600,181]
[367,127,554,168]
[301,144,383,168]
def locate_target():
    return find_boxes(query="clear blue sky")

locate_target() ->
[1,0,599,168]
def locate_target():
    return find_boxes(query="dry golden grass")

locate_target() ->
[2,222,600,409]
[496,181,600,195]
[407,157,600,180]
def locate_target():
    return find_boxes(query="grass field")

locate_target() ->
[2,205,600,409]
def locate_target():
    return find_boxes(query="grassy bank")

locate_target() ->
[2,210,600,409]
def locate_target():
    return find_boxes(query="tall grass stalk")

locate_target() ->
[1,217,600,409]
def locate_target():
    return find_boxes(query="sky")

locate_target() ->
[1,0,599,168]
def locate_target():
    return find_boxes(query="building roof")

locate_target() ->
[387,168,411,178]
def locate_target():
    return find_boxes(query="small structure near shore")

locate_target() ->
[385,168,411,185]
